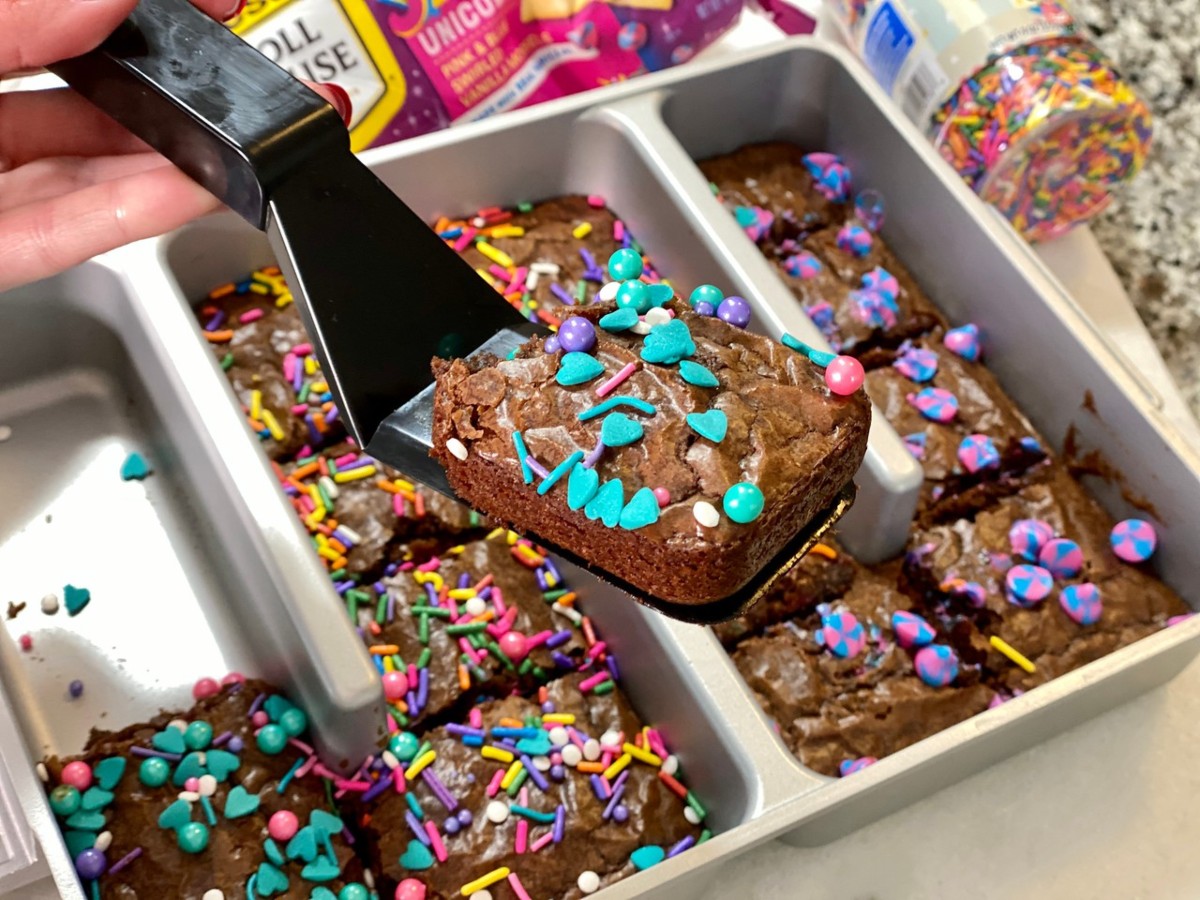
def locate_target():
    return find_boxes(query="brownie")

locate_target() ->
[358,533,588,729]
[43,680,372,899]
[699,142,946,355]
[355,673,706,899]
[699,141,847,241]
[439,196,654,325]
[711,540,857,648]
[431,300,871,605]
[730,562,994,776]
[904,464,1188,692]
[277,440,485,580]
[864,334,1049,521]
[196,271,345,460]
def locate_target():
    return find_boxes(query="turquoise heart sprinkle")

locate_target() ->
[686,409,728,443]
[619,487,660,530]
[679,360,719,388]
[600,413,644,447]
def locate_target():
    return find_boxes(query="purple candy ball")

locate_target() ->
[612,804,629,823]
[227,736,244,753]
[443,816,460,834]
[716,296,752,329]
[75,848,107,880]
[456,808,473,826]
[541,701,556,714]
[557,316,596,353]
[550,764,566,782]
[693,301,716,317]
[69,679,84,699]
[543,335,561,355]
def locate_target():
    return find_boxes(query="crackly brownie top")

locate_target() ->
[905,466,1188,689]
[356,533,588,729]
[358,674,705,900]
[433,295,870,551]
[436,195,649,326]
[44,679,370,899]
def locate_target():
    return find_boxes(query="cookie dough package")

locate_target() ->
[230,0,743,149]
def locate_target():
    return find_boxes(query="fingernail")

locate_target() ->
[223,0,246,21]
[322,83,353,127]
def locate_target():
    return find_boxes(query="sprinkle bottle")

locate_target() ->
[829,0,1152,242]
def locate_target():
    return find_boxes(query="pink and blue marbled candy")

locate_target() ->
[957,433,1000,473]
[850,288,899,329]
[903,432,927,460]
[820,610,866,659]
[891,610,936,648]
[1008,518,1054,562]
[734,205,775,243]
[1059,582,1102,625]
[784,251,823,280]
[854,189,885,232]
[802,152,852,203]
[893,345,938,382]
[943,323,981,361]
[1038,538,1084,579]
[861,266,899,302]
[836,223,874,258]
[1110,518,1157,563]
[839,757,877,777]
[907,387,959,423]
[950,580,987,608]
[1005,564,1054,608]
[914,644,959,687]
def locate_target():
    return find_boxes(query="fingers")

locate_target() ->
[0,166,221,292]
[0,0,139,73]
[0,153,166,212]
[0,0,245,75]
[0,89,149,169]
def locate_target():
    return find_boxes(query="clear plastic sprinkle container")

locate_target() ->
[828,0,1152,241]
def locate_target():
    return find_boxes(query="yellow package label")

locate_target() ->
[230,0,406,152]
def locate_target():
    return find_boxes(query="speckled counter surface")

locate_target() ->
[1069,0,1200,415]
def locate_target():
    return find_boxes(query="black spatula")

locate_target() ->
[49,0,852,623]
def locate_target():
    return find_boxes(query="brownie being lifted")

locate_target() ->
[430,269,871,607]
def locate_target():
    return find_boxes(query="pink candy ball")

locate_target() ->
[268,809,299,842]
[61,761,93,791]
[499,630,528,662]
[221,672,246,686]
[652,487,670,508]
[396,879,427,900]
[192,677,220,701]
[824,355,864,395]
[184,777,200,792]
[382,671,409,701]
[251,711,269,728]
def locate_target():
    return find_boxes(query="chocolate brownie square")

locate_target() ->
[431,300,871,606]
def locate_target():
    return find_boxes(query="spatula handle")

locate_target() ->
[48,0,345,229]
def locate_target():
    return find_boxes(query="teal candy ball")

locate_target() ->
[183,721,213,750]
[49,784,81,817]
[607,248,644,281]
[689,284,723,309]
[723,482,765,524]
[278,707,308,738]
[339,886,370,900]
[138,757,170,788]
[388,731,420,762]
[615,281,651,315]
[177,822,210,854]
[256,724,288,756]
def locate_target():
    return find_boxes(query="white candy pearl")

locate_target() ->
[198,774,218,797]
[548,726,569,746]
[583,739,601,762]
[599,281,620,301]
[561,744,583,767]
[465,597,487,616]
[600,730,621,749]
[577,870,601,894]
[661,754,679,776]
[693,501,720,528]
[41,594,59,615]
[684,806,702,825]
[485,800,509,824]
[202,891,225,900]
[446,438,469,461]
[94,831,113,852]
[469,891,493,900]
[643,307,671,326]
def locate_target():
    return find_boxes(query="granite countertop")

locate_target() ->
[1070,0,1200,415]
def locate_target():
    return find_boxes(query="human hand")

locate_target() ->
[0,0,351,293]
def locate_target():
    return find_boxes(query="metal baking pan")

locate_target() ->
[0,260,383,897]
[7,35,1200,900]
